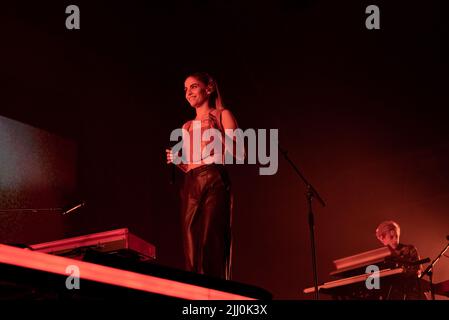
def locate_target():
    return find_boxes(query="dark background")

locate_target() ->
[0,115,77,244]
[1,0,448,299]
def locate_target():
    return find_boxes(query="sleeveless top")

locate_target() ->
[182,108,226,170]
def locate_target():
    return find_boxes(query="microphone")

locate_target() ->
[170,163,175,185]
[62,201,86,215]
[413,257,431,265]
[386,256,430,266]
[167,146,176,185]
[167,143,181,185]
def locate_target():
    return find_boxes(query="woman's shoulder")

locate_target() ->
[211,107,234,123]
[182,120,193,130]
[211,107,231,116]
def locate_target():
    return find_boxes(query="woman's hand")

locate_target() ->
[166,148,188,173]
[166,148,183,164]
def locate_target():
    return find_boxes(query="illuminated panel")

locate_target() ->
[0,244,254,300]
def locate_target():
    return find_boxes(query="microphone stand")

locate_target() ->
[0,201,86,216]
[419,240,449,300]
[279,144,326,300]
[0,208,63,214]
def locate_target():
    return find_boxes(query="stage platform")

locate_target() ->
[0,244,271,301]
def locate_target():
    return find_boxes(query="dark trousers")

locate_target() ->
[180,164,232,280]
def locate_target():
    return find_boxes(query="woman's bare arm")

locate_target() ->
[221,109,246,162]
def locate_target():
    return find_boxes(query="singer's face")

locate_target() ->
[184,76,209,108]
[379,229,399,249]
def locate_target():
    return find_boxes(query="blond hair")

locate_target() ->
[375,220,400,240]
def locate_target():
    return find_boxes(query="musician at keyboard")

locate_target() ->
[304,221,430,299]
[375,220,427,299]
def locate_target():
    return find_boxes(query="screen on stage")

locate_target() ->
[0,115,77,245]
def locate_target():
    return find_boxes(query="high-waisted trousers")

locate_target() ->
[180,164,232,280]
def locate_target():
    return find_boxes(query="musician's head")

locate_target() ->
[376,220,400,249]
[184,72,224,110]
